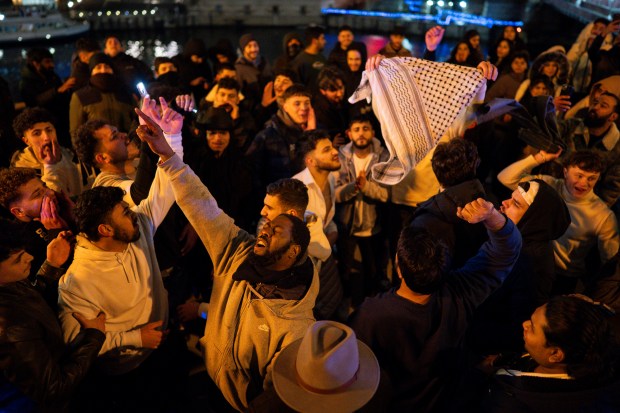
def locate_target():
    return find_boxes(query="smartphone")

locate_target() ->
[560,84,574,98]
[136,82,148,98]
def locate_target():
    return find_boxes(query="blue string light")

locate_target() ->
[321,7,524,28]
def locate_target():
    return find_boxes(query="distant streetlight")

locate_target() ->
[459,1,467,7]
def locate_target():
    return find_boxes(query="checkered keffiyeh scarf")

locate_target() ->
[349,57,487,185]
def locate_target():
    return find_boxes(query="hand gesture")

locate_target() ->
[134,108,175,160]
[534,147,563,165]
[39,139,62,165]
[46,230,73,267]
[73,311,106,333]
[179,223,198,256]
[306,105,316,131]
[457,198,505,231]
[177,301,199,323]
[604,19,620,37]
[553,95,572,113]
[58,77,76,93]
[274,76,293,97]
[476,62,498,81]
[39,194,69,230]
[175,94,195,113]
[261,81,277,107]
[140,320,166,349]
[355,170,367,191]
[365,54,385,72]
[425,26,445,52]
[158,98,184,134]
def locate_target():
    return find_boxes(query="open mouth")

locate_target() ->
[255,234,269,249]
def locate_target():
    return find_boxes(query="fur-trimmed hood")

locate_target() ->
[529,46,570,85]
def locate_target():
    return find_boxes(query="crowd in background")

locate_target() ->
[0,15,620,412]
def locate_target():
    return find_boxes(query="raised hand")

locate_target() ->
[457,198,506,231]
[175,94,195,113]
[534,147,563,165]
[261,81,277,107]
[58,77,76,93]
[425,25,445,52]
[140,320,166,349]
[476,61,498,81]
[46,230,74,267]
[306,104,316,131]
[355,170,367,191]
[73,311,106,333]
[40,138,62,165]
[158,97,184,134]
[134,108,174,160]
[553,95,572,113]
[365,54,385,72]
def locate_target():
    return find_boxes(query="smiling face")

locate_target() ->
[243,40,260,61]
[338,30,354,49]
[22,122,57,163]
[500,187,530,225]
[0,249,33,285]
[563,165,600,198]
[347,49,362,72]
[282,95,311,125]
[307,138,341,172]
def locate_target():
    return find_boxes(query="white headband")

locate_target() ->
[517,181,540,206]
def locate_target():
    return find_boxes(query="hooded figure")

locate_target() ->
[173,38,213,102]
[515,46,570,101]
[471,179,571,353]
[273,32,304,74]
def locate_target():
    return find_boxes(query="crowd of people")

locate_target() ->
[0,16,620,413]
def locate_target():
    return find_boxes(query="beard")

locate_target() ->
[112,221,141,243]
[316,159,341,172]
[352,139,371,150]
[584,110,611,129]
[249,241,291,268]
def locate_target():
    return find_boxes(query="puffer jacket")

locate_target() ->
[335,138,390,235]
[245,110,305,190]
[69,83,135,135]
[0,265,104,413]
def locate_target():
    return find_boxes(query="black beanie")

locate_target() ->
[239,33,256,51]
[88,52,113,72]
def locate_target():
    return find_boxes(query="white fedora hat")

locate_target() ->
[272,320,380,413]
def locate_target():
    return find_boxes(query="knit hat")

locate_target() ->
[517,179,570,241]
[272,320,380,413]
[183,38,207,58]
[239,33,256,51]
[195,106,233,132]
[88,52,113,72]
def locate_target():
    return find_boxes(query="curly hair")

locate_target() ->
[72,119,107,167]
[431,139,480,187]
[562,150,604,173]
[317,67,345,91]
[74,186,124,241]
[12,107,56,139]
[0,168,38,209]
[544,295,617,382]
[266,178,309,215]
[396,227,449,294]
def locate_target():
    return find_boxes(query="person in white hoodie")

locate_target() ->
[56,104,184,411]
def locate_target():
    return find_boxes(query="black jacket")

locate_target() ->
[0,266,104,412]
[410,179,487,269]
